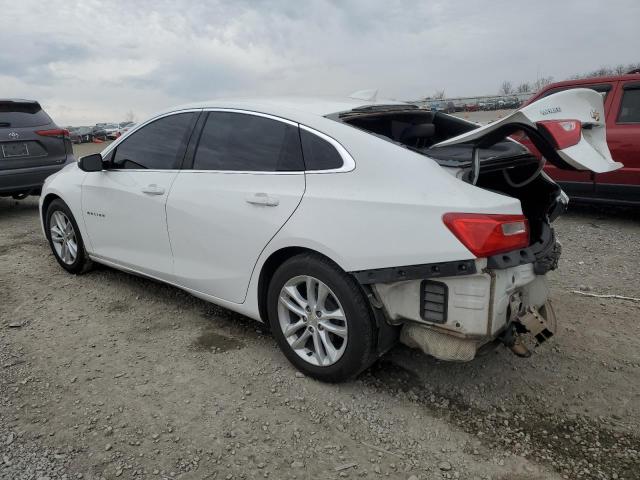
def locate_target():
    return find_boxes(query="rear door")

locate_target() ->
[595,81,640,202]
[0,100,69,171]
[433,88,622,174]
[82,111,199,278]
[166,110,305,303]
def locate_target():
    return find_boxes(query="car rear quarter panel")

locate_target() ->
[276,119,523,271]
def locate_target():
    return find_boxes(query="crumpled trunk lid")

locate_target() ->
[431,88,622,174]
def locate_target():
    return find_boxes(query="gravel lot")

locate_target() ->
[1,153,639,479]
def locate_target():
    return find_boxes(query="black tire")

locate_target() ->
[267,253,377,382]
[45,199,93,274]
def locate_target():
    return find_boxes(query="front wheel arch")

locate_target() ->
[41,193,62,226]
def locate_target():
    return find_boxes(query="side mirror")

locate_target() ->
[78,153,104,172]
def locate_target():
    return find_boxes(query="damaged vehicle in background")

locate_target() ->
[39,90,620,382]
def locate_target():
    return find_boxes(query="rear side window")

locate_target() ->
[0,102,52,128]
[617,87,640,123]
[112,112,195,169]
[300,129,344,170]
[193,112,303,171]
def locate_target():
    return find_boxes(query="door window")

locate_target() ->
[111,112,196,169]
[193,112,303,171]
[617,87,640,123]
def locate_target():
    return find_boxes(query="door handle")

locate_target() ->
[246,192,279,207]
[141,184,165,195]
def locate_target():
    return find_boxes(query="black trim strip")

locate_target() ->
[486,223,561,274]
[350,259,476,284]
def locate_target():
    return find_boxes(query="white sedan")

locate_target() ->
[40,91,620,382]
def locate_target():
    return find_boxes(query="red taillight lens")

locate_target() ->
[36,128,70,139]
[536,119,581,149]
[443,213,529,257]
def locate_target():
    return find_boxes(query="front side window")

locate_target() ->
[111,112,195,169]
[193,112,303,171]
[300,129,344,170]
[617,87,640,123]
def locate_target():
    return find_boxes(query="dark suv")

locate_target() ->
[0,99,74,199]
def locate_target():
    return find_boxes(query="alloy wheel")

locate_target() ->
[277,275,348,367]
[50,211,78,265]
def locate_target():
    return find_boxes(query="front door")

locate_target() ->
[82,111,198,278]
[595,81,640,202]
[167,111,306,303]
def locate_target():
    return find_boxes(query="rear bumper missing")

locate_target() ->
[361,259,555,361]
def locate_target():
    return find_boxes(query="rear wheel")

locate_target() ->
[267,253,377,382]
[45,199,93,274]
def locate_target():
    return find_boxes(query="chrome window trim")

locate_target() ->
[201,107,299,127]
[98,107,356,174]
[99,108,203,158]
[104,169,304,175]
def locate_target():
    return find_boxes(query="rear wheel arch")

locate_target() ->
[257,247,350,324]
[264,250,380,381]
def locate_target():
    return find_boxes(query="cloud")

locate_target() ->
[0,0,637,125]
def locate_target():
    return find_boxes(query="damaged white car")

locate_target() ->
[40,90,621,382]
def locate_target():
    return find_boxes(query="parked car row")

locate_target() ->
[68,121,136,143]
[424,97,525,113]
[466,96,523,111]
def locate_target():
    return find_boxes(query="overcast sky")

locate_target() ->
[1,0,637,125]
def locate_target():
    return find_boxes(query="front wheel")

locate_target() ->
[267,253,377,382]
[45,199,93,274]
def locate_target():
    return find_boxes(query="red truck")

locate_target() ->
[523,72,640,205]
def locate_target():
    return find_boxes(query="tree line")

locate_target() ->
[498,62,640,95]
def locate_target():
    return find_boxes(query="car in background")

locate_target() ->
[116,122,136,138]
[103,123,120,140]
[0,99,74,199]
[68,126,94,144]
[91,125,109,141]
[521,72,640,205]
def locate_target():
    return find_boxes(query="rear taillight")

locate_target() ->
[536,119,581,149]
[36,128,70,139]
[443,213,529,258]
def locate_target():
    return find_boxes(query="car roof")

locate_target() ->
[164,96,407,119]
[0,98,39,103]
[540,73,640,90]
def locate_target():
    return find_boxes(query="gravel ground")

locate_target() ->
[1,191,639,480]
